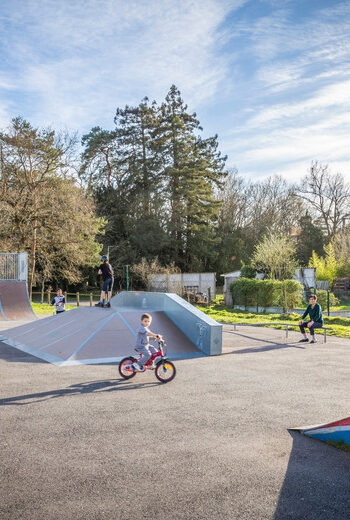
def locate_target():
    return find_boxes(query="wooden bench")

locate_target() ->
[230,322,333,343]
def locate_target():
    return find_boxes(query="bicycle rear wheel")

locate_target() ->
[155,360,176,383]
[119,357,136,379]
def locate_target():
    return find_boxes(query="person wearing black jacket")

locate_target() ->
[96,255,114,308]
[298,294,323,343]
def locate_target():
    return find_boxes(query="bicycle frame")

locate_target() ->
[134,340,166,369]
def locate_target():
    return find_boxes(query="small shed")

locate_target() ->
[148,272,216,301]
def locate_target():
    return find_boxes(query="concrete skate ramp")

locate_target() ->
[0,280,36,320]
[111,291,222,355]
[0,307,201,366]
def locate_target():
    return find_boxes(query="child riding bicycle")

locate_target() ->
[132,313,162,372]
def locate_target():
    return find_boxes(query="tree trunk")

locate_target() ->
[28,196,38,300]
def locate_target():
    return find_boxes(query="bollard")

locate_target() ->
[47,290,51,305]
[76,292,80,307]
[90,293,93,307]
[327,290,330,316]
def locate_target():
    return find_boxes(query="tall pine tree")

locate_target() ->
[157,85,226,269]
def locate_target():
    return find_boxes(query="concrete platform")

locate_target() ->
[0,307,201,365]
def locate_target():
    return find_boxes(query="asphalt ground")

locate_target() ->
[1,322,350,520]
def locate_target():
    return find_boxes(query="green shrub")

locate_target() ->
[240,265,256,279]
[230,277,260,308]
[254,279,283,308]
[231,278,303,310]
[278,280,303,310]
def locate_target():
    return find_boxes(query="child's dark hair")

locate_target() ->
[141,313,151,321]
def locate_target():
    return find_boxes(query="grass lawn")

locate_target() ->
[197,297,350,339]
[31,302,76,315]
[330,304,350,311]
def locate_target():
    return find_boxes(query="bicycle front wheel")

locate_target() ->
[155,360,176,383]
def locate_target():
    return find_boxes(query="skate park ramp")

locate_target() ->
[0,290,221,365]
[0,291,221,366]
[0,280,36,320]
[111,291,222,356]
[291,416,350,446]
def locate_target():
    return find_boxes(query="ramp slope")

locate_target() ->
[0,280,36,320]
[0,307,201,366]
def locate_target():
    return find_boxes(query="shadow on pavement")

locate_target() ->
[0,342,48,363]
[223,331,306,354]
[274,430,350,520]
[0,378,160,406]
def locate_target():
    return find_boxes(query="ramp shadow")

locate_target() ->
[0,342,48,363]
[224,331,305,354]
[0,378,160,406]
[274,430,350,520]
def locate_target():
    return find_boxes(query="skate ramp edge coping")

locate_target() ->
[110,291,222,356]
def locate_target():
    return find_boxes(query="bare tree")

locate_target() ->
[297,162,350,240]
[252,232,298,280]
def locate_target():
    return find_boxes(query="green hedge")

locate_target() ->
[230,278,303,310]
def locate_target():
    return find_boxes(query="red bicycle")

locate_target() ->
[118,338,176,383]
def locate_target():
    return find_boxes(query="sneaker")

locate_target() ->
[95,302,104,307]
[310,338,317,344]
[299,337,309,343]
[105,302,111,308]
[132,363,144,372]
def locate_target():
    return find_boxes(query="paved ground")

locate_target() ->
[1,322,350,520]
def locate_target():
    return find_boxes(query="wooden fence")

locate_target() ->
[32,291,119,306]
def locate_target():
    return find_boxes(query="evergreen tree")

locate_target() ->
[80,127,118,190]
[157,85,226,269]
[80,86,227,276]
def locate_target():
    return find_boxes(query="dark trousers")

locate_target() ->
[299,321,322,336]
[102,277,114,292]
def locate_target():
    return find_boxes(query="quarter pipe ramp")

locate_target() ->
[0,280,36,320]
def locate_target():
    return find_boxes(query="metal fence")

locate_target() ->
[0,252,28,282]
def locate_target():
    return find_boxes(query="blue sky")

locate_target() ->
[1,0,350,182]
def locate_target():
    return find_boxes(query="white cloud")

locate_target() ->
[1,0,350,186]
[0,0,246,130]
[245,79,350,128]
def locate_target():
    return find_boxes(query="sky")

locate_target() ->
[0,0,350,182]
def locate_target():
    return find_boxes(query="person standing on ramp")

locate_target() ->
[96,255,114,308]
